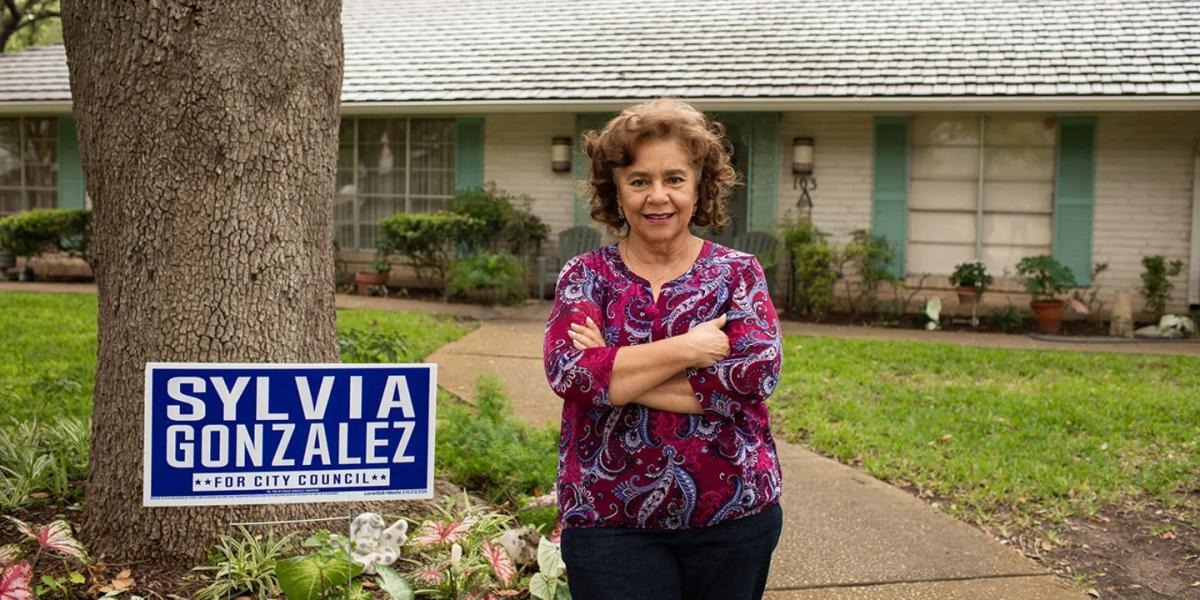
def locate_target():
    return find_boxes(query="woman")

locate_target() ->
[543,98,784,600]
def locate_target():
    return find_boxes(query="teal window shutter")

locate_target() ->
[573,113,613,226]
[1053,117,1096,286]
[455,117,484,192]
[872,117,909,277]
[57,116,86,210]
[747,113,780,233]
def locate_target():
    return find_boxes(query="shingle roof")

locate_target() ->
[0,44,70,103]
[4,0,1200,106]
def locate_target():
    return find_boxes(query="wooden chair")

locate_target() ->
[538,226,602,300]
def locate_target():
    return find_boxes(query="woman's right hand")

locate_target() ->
[682,314,729,368]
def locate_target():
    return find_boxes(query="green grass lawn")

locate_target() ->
[0,291,473,422]
[771,336,1200,528]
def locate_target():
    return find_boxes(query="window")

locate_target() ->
[0,117,57,216]
[908,115,1056,276]
[335,118,456,250]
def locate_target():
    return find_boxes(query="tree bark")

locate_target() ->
[62,1,344,563]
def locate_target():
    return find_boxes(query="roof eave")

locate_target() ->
[4,95,1199,116]
[338,95,1200,114]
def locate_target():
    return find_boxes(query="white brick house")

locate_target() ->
[2,0,1199,314]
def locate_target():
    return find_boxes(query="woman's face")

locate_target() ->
[614,137,699,246]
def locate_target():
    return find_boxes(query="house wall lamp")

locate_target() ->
[793,137,817,209]
[551,137,572,172]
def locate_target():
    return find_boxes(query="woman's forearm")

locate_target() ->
[608,336,696,406]
[631,372,703,414]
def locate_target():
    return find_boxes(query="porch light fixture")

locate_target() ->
[551,137,572,172]
[793,137,817,209]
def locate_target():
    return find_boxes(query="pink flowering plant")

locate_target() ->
[397,494,527,600]
[1,517,91,599]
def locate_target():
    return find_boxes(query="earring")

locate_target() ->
[617,206,625,221]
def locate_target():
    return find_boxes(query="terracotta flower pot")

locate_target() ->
[355,271,388,295]
[955,286,983,305]
[1030,299,1065,334]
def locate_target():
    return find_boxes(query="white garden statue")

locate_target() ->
[350,512,409,573]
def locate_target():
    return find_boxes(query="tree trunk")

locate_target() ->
[62,1,344,563]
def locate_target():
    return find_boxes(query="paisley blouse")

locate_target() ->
[543,239,783,530]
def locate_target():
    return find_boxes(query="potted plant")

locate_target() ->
[355,241,392,295]
[1015,255,1076,334]
[948,260,993,305]
[446,252,527,306]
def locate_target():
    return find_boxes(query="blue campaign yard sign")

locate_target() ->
[143,363,436,507]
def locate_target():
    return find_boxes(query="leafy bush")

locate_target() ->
[1139,255,1184,318]
[445,253,527,306]
[338,327,411,364]
[949,260,993,292]
[0,209,91,261]
[195,528,296,600]
[839,229,899,316]
[376,186,547,296]
[451,184,549,256]
[437,378,558,508]
[379,212,485,287]
[780,218,838,319]
[1015,255,1076,302]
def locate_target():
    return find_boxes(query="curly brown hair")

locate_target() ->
[583,98,738,235]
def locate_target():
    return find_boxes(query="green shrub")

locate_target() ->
[337,327,411,364]
[451,184,549,256]
[445,252,527,305]
[780,218,838,318]
[0,209,91,261]
[1015,255,1076,302]
[437,378,558,508]
[840,229,898,316]
[1139,255,1184,318]
[379,212,485,286]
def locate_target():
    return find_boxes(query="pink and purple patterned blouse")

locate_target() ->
[543,239,783,530]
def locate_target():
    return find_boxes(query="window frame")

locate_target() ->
[336,116,456,251]
[906,114,1058,276]
[0,116,58,217]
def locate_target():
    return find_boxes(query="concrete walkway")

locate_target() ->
[8,283,1193,597]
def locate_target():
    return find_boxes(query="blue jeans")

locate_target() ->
[560,504,783,600]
